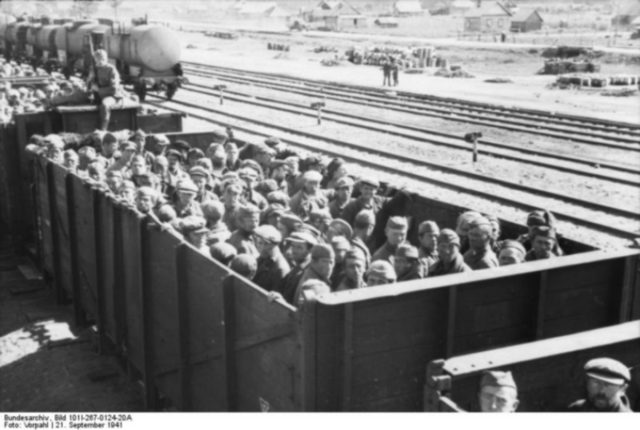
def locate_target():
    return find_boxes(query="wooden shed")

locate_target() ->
[463,1,511,33]
[393,1,424,16]
[510,8,543,32]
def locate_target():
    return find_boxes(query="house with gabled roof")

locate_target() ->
[463,1,512,33]
[510,8,543,32]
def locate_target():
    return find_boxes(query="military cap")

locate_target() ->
[311,243,335,260]
[166,148,184,161]
[530,225,556,241]
[302,170,323,183]
[211,127,228,142]
[499,240,526,259]
[174,178,196,194]
[345,247,366,263]
[366,260,396,282]
[279,212,303,231]
[255,179,278,195]
[395,243,419,260]
[152,134,170,146]
[526,210,547,227]
[329,218,353,239]
[189,165,210,178]
[286,231,317,246]
[480,371,517,390]
[266,190,290,206]
[456,211,482,232]
[201,200,225,222]
[230,254,257,278]
[188,147,205,159]
[359,176,379,188]
[209,242,237,265]
[172,139,191,153]
[469,216,493,234]
[264,205,285,221]
[264,136,281,147]
[439,229,461,247]
[254,225,282,244]
[419,220,440,235]
[120,141,137,151]
[236,204,260,218]
[386,216,408,230]
[354,210,376,228]
[330,235,352,252]
[195,157,213,171]
[300,223,323,241]
[239,159,263,176]
[334,176,354,189]
[584,358,630,385]
[180,215,209,235]
[136,185,157,197]
[309,208,332,223]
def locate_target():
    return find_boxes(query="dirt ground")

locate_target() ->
[0,229,143,412]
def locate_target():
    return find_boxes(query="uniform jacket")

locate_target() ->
[279,259,309,305]
[88,63,125,99]
[419,247,439,276]
[329,197,353,219]
[429,253,471,277]
[289,190,328,220]
[463,246,499,270]
[339,195,388,227]
[372,241,404,266]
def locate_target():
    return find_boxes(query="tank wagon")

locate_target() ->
[0,16,184,100]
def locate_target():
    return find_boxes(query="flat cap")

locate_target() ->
[311,243,335,260]
[345,247,366,263]
[309,208,332,223]
[386,216,408,230]
[255,144,276,156]
[286,231,317,246]
[301,223,322,241]
[366,260,396,282]
[419,220,440,235]
[152,134,170,146]
[171,139,191,152]
[264,205,285,220]
[334,176,354,189]
[239,159,263,176]
[230,254,257,277]
[180,216,208,235]
[102,132,118,145]
[176,179,198,194]
[354,210,376,227]
[480,371,517,390]
[456,211,482,232]
[499,240,526,259]
[119,141,137,151]
[189,165,210,178]
[279,212,303,231]
[359,176,379,188]
[469,216,493,234]
[209,242,238,265]
[395,243,419,260]
[264,136,281,147]
[584,358,630,385]
[188,147,205,158]
[330,235,352,252]
[329,219,353,239]
[530,225,556,241]
[254,225,282,244]
[266,190,290,206]
[439,229,461,246]
[166,148,184,160]
[255,179,278,195]
[304,155,323,167]
[236,204,261,218]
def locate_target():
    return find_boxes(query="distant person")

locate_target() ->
[86,49,124,130]
[390,57,399,86]
[568,358,632,412]
[382,57,391,87]
[478,370,519,413]
[501,32,507,43]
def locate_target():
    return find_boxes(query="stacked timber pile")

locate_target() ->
[204,31,238,40]
[345,46,448,70]
[539,45,601,75]
[268,43,290,52]
[554,73,640,89]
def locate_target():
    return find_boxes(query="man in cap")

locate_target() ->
[105,170,125,195]
[429,229,471,277]
[45,134,65,163]
[455,211,483,254]
[63,150,79,173]
[229,254,258,281]
[568,358,632,412]
[372,216,408,266]
[329,236,352,289]
[518,209,564,256]
[254,145,276,178]
[277,212,304,247]
[366,260,397,286]
[227,204,260,258]
[293,243,335,305]
[148,133,170,157]
[224,141,241,172]
[201,200,230,245]
[238,165,268,211]
[165,148,189,194]
[207,143,227,179]
[478,370,519,413]
[279,231,317,303]
[173,179,203,218]
[289,170,329,220]
[86,49,124,130]
[107,141,137,174]
[210,242,238,266]
[524,226,558,262]
[253,225,291,293]
[262,204,285,229]
[329,176,355,219]
[351,210,375,269]
[340,176,388,227]
[394,244,423,282]
[189,165,218,204]
[463,217,499,271]
[222,181,245,232]
[335,248,367,291]
[269,159,290,195]
[418,220,440,275]
[179,216,210,253]
[187,147,205,169]
[327,218,353,242]
[308,208,333,239]
[498,240,526,266]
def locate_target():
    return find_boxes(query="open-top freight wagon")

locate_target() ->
[1,108,639,411]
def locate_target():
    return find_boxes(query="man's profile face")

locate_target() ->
[586,377,626,410]
[478,386,519,413]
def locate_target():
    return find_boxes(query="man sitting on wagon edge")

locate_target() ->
[86,49,124,131]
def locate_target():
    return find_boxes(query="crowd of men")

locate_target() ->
[477,357,633,412]
[27,126,565,308]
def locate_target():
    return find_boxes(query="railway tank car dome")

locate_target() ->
[128,25,181,72]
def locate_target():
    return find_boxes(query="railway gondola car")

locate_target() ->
[0,15,184,100]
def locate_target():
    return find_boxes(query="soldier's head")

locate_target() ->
[106,170,124,193]
[531,226,556,260]
[478,371,519,413]
[437,229,461,263]
[343,248,366,283]
[384,217,408,247]
[189,166,210,192]
[498,240,526,266]
[130,154,147,176]
[175,179,198,205]
[366,260,396,287]
[101,132,119,158]
[418,221,439,253]
[468,217,493,251]
[330,236,351,264]
[353,210,375,240]
[394,244,419,279]
[136,186,158,214]
[310,244,335,282]
[285,231,316,265]
[223,181,244,210]
[63,150,79,171]
[334,175,354,202]
[456,211,482,243]
[207,143,226,169]
[358,177,379,200]
[224,141,239,164]
[583,358,630,411]
[93,49,108,66]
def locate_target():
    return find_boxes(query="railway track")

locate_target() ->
[183,61,640,149]
[148,91,640,241]
[181,79,640,188]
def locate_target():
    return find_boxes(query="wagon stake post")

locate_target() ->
[464,131,483,163]
[311,101,325,125]
[213,84,226,105]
